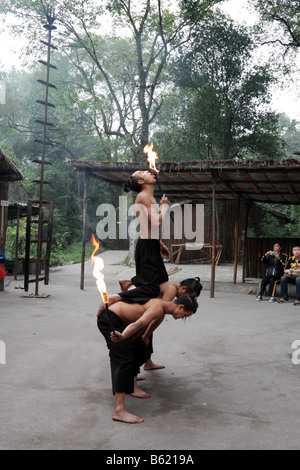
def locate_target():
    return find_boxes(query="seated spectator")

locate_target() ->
[257,241,287,303]
[278,245,300,306]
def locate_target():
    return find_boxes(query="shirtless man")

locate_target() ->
[120,277,203,371]
[97,295,198,424]
[100,170,170,310]
[103,277,202,315]
[98,277,203,371]
[144,277,202,370]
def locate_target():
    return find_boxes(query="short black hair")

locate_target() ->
[180,277,202,297]
[123,173,143,193]
[274,241,283,248]
[174,295,198,313]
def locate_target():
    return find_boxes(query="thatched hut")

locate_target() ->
[65,157,300,297]
[0,147,23,290]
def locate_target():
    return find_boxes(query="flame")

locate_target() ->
[91,233,100,257]
[91,234,108,304]
[143,142,159,174]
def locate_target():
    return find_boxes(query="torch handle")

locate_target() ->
[155,173,174,222]
[155,173,164,199]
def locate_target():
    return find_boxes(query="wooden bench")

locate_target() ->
[171,243,223,265]
[254,279,297,298]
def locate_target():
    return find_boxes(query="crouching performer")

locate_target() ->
[97,295,198,424]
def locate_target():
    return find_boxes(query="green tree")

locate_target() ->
[0,0,223,159]
[157,13,284,159]
[278,113,300,157]
[251,0,300,51]
[0,63,113,254]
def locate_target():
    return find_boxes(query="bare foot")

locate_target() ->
[119,280,133,292]
[144,359,165,371]
[112,410,144,424]
[131,381,151,399]
[108,294,122,305]
[136,375,145,381]
[131,389,151,399]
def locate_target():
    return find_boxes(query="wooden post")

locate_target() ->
[45,202,53,285]
[210,178,217,298]
[14,205,20,280]
[24,201,32,292]
[242,202,251,283]
[233,197,241,284]
[80,172,89,290]
[0,183,8,251]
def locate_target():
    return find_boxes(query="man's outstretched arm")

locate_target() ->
[110,302,164,343]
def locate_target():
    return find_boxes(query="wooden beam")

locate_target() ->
[280,171,300,201]
[242,202,252,283]
[210,175,217,298]
[233,198,241,285]
[242,171,260,193]
[80,172,89,291]
[184,172,200,183]
[14,206,20,280]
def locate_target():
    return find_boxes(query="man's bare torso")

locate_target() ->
[135,191,160,239]
[109,299,165,326]
[109,298,164,326]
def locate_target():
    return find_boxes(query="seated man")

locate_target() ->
[256,241,287,303]
[97,295,198,424]
[278,245,300,305]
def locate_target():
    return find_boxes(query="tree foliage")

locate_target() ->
[1,1,300,254]
[0,0,223,159]
[154,13,285,160]
[251,0,300,51]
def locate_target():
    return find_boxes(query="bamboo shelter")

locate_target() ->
[0,147,24,290]
[65,158,300,297]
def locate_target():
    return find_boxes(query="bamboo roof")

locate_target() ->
[0,147,23,182]
[64,158,300,205]
[7,203,39,221]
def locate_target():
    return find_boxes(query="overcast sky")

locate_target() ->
[0,0,299,121]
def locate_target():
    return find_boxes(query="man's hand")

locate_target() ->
[110,330,123,343]
[159,194,170,207]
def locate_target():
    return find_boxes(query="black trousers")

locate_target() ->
[259,276,280,297]
[97,309,152,395]
[119,239,169,304]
